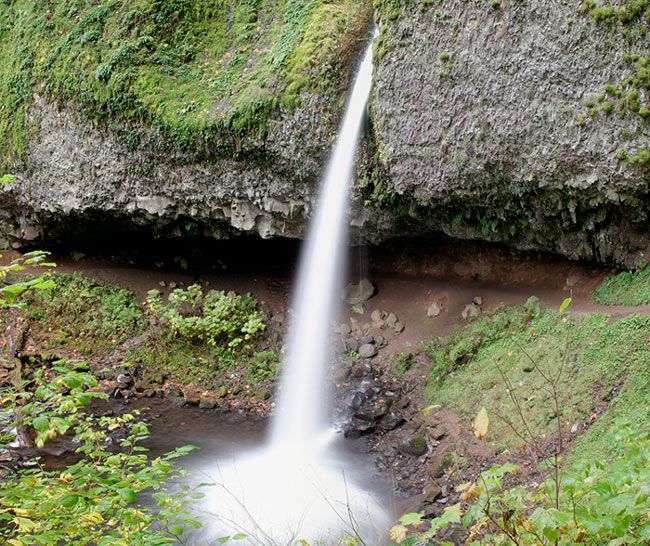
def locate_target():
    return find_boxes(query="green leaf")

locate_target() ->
[62,375,82,389]
[32,416,49,432]
[399,512,423,526]
[168,524,184,536]
[117,488,137,503]
[60,494,79,508]
[559,297,572,313]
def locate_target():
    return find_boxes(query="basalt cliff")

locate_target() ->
[0,1,648,265]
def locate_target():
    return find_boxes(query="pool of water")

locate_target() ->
[143,403,396,545]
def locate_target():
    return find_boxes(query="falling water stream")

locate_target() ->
[195,35,392,545]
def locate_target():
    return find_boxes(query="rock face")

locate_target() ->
[370,1,649,265]
[1,3,648,265]
[0,94,337,245]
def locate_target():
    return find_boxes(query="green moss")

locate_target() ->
[28,273,145,356]
[601,100,614,113]
[389,352,417,377]
[579,1,649,164]
[592,266,650,305]
[424,302,650,452]
[0,0,370,165]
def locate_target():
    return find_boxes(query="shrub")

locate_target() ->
[0,361,200,545]
[393,420,650,545]
[145,285,265,351]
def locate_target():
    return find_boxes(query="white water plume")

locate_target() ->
[205,34,391,545]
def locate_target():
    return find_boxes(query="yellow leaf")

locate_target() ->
[460,483,481,502]
[12,508,32,517]
[473,407,489,439]
[81,511,104,525]
[8,539,23,546]
[389,524,408,544]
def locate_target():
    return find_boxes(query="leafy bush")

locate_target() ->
[245,349,278,384]
[0,251,55,308]
[393,420,650,545]
[0,361,200,545]
[29,273,145,355]
[146,285,265,351]
[0,266,200,545]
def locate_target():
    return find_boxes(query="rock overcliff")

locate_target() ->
[0,1,648,265]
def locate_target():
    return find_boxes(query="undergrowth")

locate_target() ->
[592,266,650,305]
[424,300,650,451]
[29,273,145,356]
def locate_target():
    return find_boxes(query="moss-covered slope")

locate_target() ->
[0,0,370,164]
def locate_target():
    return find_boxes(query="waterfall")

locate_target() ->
[270,33,375,449]
[205,35,390,545]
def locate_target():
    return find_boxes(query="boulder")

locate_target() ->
[182,388,201,406]
[399,435,428,457]
[342,279,375,305]
[427,300,442,317]
[461,302,482,320]
[358,343,377,359]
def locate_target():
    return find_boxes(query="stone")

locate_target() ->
[133,380,148,393]
[332,338,345,355]
[399,435,428,457]
[394,322,405,333]
[333,366,350,382]
[343,417,375,439]
[339,323,352,335]
[351,303,365,315]
[430,427,447,441]
[472,296,483,305]
[429,453,454,479]
[377,412,405,431]
[358,343,377,359]
[427,300,442,317]
[182,388,201,406]
[370,309,384,323]
[386,312,398,327]
[256,389,271,401]
[344,337,360,352]
[116,373,134,387]
[462,302,482,320]
[199,396,218,409]
[342,279,375,305]
[423,483,442,502]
